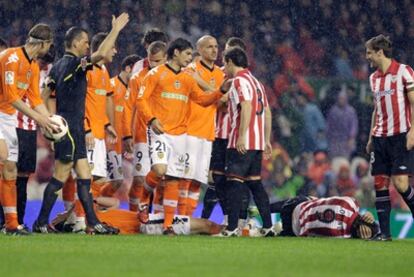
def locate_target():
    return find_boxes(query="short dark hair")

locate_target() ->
[365,34,393,58]
[226,37,246,51]
[64,26,88,49]
[142,28,168,47]
[224,47,248,68]
[121,54,141,70]
[28,23,53,43]
[0,37,8,49]
[147,41,167,55]
[167,38,192,60]
[91,32,108,53]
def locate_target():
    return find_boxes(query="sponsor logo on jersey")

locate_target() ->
[5,71,14,84]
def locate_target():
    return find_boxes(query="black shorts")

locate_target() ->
[225,149,262,180]
[16,128,37,173]
[54,126,87,162]
[371,133,414,176]
[209,138,228,173]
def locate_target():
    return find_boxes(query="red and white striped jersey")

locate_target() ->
[131,58,149,75]
[215,110,230,139]
[16,64,52,130]
[227,69,268,150]
[370,59,414,137]
[292,197,360,238]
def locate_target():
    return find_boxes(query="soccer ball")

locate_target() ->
[41,114,69,142]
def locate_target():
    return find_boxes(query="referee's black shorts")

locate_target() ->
[16,128,37,173]
[54,126,87,162]
[371,132,414,176]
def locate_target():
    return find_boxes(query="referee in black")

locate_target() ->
[33,13,130,234]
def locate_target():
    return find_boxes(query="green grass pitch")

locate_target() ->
[1,235,413,276]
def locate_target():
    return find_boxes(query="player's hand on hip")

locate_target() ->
[85,132,95,150]
[150,119,164,135]
[105,125,118,144]
[123,137,134,154]
[112,13,130,32]
[264,142,272,160]
[406,131,414,150]
[236,136,247,155]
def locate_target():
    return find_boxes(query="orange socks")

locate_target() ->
[140,170,161,207]
[186,181,200,216]
[177,179,191,215]
[152,184,165,214]
[163,179,179,229]
[1,179,19,229]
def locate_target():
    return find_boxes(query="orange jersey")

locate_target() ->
[0,47,42,115]
[187,61,225,140]
[96,209,139,235]
[108,76,128,153]
[128,67,149,143]
[85,64,112,139]
[136,64,223,135]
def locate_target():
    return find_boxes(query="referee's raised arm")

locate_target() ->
[91,13,130,64]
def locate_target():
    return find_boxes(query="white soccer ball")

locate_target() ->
[41,114,69,142]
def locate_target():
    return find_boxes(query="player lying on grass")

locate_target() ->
[51,208,223,235]
[270,196,379,239]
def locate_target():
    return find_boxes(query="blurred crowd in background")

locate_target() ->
[1,0,413,209]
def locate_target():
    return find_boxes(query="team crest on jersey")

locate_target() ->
[6,52,19,65]
[157,152,164,159]
[135,163,142,172]
[210,78,216,87]
[174,80,181,89]
[316,209,335,223]
[124,89,130,100]
[26,70,32,80]
[5,71,14,85]
[178,155,185,163]
[391,75,398,83]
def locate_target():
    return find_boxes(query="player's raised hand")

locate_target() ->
[150,118,164,135]
[112,13,130,32]
[105,125,118,144]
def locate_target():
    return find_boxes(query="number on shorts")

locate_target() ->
[88,149,94,161]
[155,141,166,152]
[136,151,143,162]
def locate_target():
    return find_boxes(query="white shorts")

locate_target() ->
[184,135,212,184]
[139,214,191,235]
[107,150,123,181]
[132,142,151,177]
[0,112,18,162]
[148,129,186,178]
[87,138,107,178]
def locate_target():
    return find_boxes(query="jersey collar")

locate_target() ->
[64,51,77,57]
[375,59,399,77]
[117,75,128,88]
[235,68,249,77]
[166,63,181,75]
[21,47,32,63]
[200,60,215,72]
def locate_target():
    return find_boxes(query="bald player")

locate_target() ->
[178,36,225,216]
